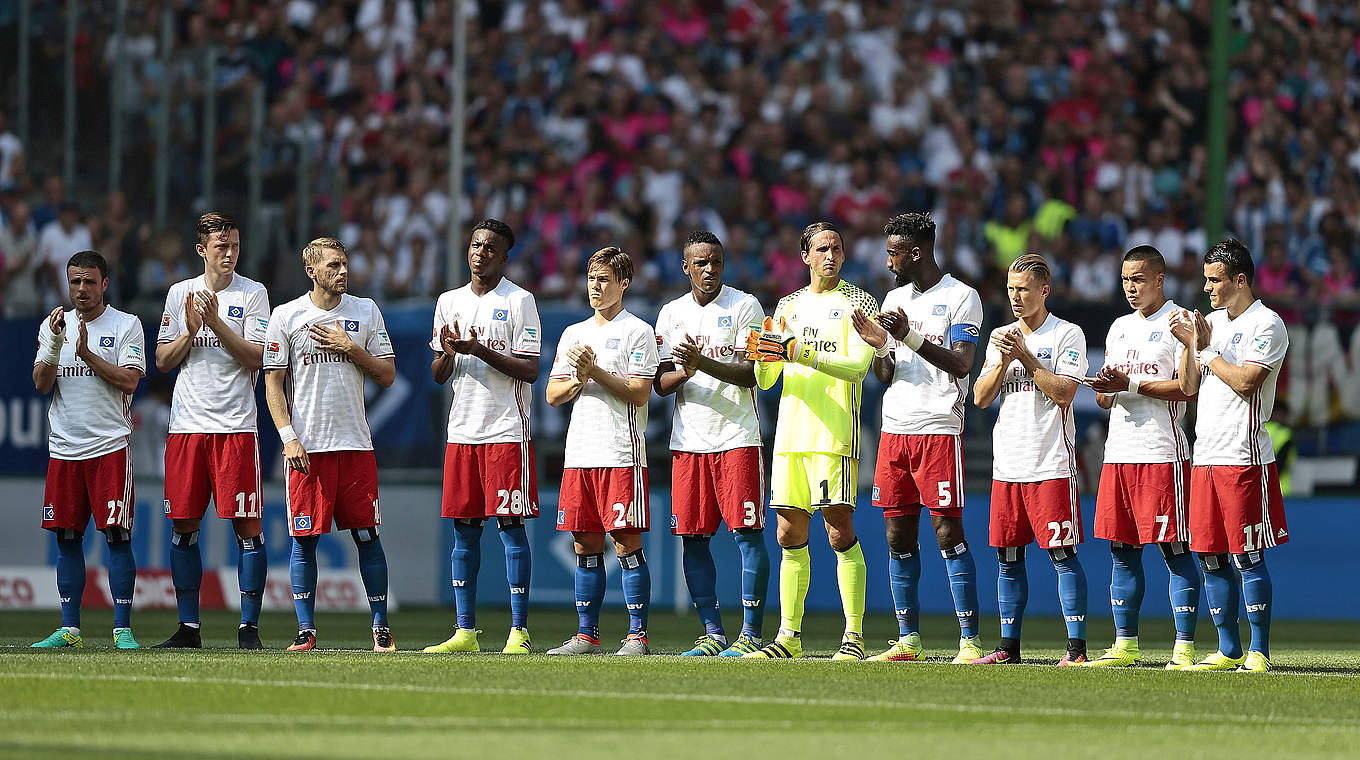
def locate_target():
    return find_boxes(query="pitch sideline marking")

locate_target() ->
[0,671,1357,728]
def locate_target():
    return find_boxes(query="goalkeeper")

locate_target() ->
[742,221,879,660]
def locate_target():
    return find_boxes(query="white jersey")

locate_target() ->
[656,286,763,453]
[880,274,983,436]
[983,313,1087,482]
[430,278,541,444]
[549,310,659,469]
[1101,301,1190,463]
[158,273,271,434]
[262,293,394,453]
[1194,300,1288,466]
[37,307,146,460]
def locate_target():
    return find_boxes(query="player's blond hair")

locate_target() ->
[1009,253,1052,285]
[586,246,633,282]
[302,237,347,267]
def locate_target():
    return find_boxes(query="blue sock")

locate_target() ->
[1200,555,1242,658]
[499,524,531,629]
[887,547,921,636]
[106,539,136,629]
[1164,550,1201,641]
[942,543,979,638]
[237,534,267,627]
[682,536,723,637]
[290,536,319,631]
[169,530,202,625]
[1053,553,1088,641]
[620,549,650,634]
[997,554,1028,641]
[1237,555,1272,658]
[575,553,605,639]
[1110,545,1145,637]
[353,530,389,627]
[55,534,85,628]
[451,520,483,630]
[733,530,770,637]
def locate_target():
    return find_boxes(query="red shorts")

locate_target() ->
[872,433,964,518]
[1094,461,1190,545]
[989,477,1083,549]
[671,447,765,535]
[286,450,381,537]
[1189,463,1288,554]
[557,466,649,534]
[42,448,134,533]
[164,432,262,521]
[441,441,539,520]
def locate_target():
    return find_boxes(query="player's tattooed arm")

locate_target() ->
[310,321,396,388]
[264,368,309,474]
[32,307,63,394]
[74,318,142,395]
[196,290,264,371]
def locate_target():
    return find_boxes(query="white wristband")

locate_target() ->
[902,328,925,352]
[873,341,893,359]
[1198,348,1220,366]
[1127,378,1140,395]
[38,328,65,365]
[278,425,298,444]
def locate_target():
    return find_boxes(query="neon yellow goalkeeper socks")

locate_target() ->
[779,544,811,634]
[835,539,867,635]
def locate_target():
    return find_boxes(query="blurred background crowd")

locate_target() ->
[1,0,1358,329]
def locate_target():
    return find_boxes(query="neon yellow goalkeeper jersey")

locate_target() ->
[756,279,879,458]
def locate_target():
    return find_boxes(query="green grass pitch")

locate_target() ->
[2,608,1357,759]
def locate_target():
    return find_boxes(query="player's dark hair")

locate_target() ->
[1204,238,1255,285]
[800,221,842,253]
[1123,245,1166,273]
[1009,253,1052,285]
[67,250,108,279]
[197,212,238,245]
[587,246,633,282]
[683,229,723,257]
[472,218,516,251]
[884,213,936,246]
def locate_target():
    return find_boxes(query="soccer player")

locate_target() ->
[545,247,659,655]
[1081,245,1201,669]
[653,230,770,657]
[153,213,270,650]
[423,219,541,655]
[972,253,1090,666]
[1170,239,1288,673]
[263,237,397,652]
[849,213,985,664]
[742,221,877,660]
[31,250,145,649]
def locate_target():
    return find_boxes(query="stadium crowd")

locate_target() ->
[1,0,1360,331]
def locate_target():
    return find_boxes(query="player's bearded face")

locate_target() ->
[804,230,844,278]
[310,250,349,295]
[1006,270,1047,319]
[66,266,107,313]
[199,230,241,275]
[586,266,626,310]
[885,236,912,286]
